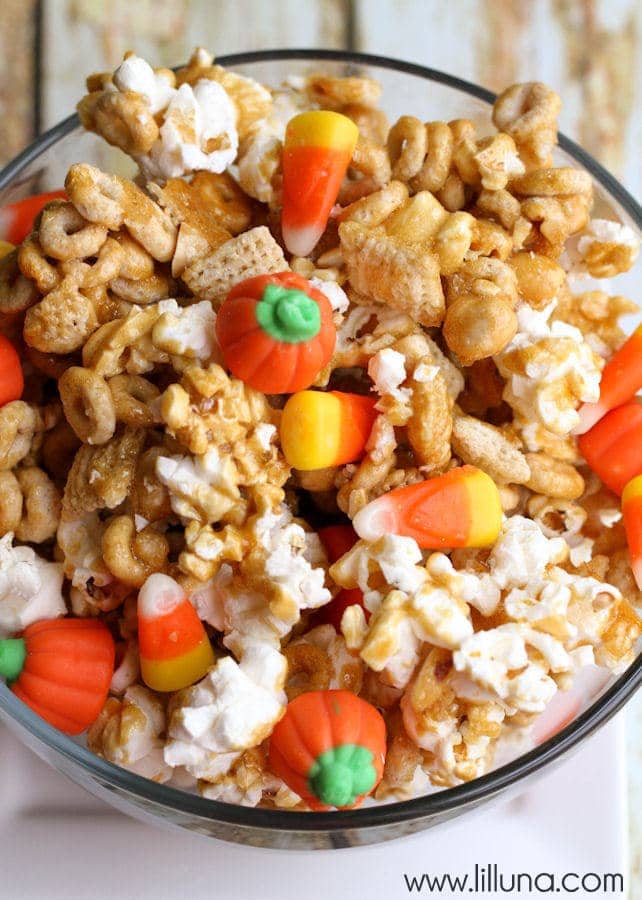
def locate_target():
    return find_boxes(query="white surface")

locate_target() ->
[0,716,627,900]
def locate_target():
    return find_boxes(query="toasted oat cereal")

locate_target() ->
[0,50,640,814]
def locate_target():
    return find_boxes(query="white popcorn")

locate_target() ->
[110,639,140,695]
[513,298,559,340]
[192,506,331,657]
[57,511,112,589]
[568,536,595,567]
[156,448,240,522]
[402,697,459,754]
[578,219,639,252]
[110,54,242,181]
[451,513,626,715]
[401,684,505,786]
[237,129,282,203]
[334,537,473,688]
[98,685,173,783]
[335,534,425,612]
[365,415,397,459]
[453,624,571,713]
[112,54,175,114]
[496,301,602,436]
[217,578,290,654]
[253,507,330,612]
[334,305,379,353]
[565,575,620,646]
[598,508,622,528]
[237,87,313,204]
[413,362,440,383]
[337,515,624,700]
[412,555,474,649]
[139,81,239,180]
[563,218,640,277]
[309,278,350,314]
[153,299,218,362]
[253,422,277,451]
[361,591,422,688]
[368,348,411,412]
[188,571,228,630]
[0,534,66,638]
[489,516,567,591]
[504,579,575,639]
[163,644,286,780]
[199,764,287,808]
[480,517,621,651]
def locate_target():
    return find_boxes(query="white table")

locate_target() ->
[0,716,627,900]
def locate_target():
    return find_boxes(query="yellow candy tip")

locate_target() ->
[285,110,359,150]
[141,639,215,692]
[623,474,642,503]
[281,391,343,470]
[464,469,503,547]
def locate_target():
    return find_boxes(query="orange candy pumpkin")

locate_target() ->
[0,618,115,735]
[268,690,386,810]
[215,271,336,394]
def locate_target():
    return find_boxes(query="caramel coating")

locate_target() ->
[102,515,170,587]
[444,294,517,366]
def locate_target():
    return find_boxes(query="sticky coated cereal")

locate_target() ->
[0,48,640,810]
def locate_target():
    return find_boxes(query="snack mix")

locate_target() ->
[0,49,641,810]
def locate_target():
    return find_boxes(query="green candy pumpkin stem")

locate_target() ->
[255,283,321,343]
[307,744,377,808]
[0,638,26,683]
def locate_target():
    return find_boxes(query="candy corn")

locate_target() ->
[281,111,358,257]
[0,190,67,245]
[313,525,370,631]
[577,400,642,495]
[138,573,215,692]
[576,324,642,434]
[622,475,642,589]
[280,390,378,470]
[352,465,503,549]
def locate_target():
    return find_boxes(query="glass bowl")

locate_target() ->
[0,49,641,851]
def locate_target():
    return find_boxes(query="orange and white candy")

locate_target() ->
[353,465,503,549]
[577,400,642,496]
[138,574,215,692]
[281,110,358,257]
[576,323,642,434]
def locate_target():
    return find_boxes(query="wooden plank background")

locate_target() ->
[1,0,642,893]
[1,0,640,198]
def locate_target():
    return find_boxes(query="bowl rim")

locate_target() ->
[1,47,641,834]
